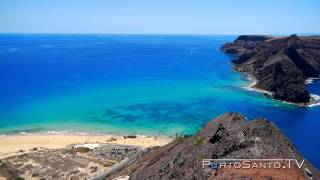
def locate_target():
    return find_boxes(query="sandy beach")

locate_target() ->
[0,134,172,159]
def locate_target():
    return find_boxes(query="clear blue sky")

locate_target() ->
[1,0,319,35]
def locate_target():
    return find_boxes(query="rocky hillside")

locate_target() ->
[221,35,272,55]
[111,113,319,180]
[222,35,320,104]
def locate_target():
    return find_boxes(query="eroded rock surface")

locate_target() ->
[112,113,319,180]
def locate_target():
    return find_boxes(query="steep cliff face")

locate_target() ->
[222,35,320,104]
[221,35,272,55]
[111,113,319,180]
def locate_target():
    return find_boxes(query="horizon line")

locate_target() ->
[1,32,320,36]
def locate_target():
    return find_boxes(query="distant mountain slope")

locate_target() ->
[111,113,319,180]
[222,35,320,104]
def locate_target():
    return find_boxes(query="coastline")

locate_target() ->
[243,74,320,107]
[306,77,320,84]
[0,133,172,159]
[244,74,273,96]
[224,35,320,108]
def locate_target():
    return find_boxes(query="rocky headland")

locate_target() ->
[110,112,319,180]
[222,35,320,105]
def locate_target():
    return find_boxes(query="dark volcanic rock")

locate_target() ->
[111,113,319,180]
[235,35,272,42]
[222,35,320,104]
[221,35,272,56]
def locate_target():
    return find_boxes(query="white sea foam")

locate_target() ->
[1,130,160,141]
[308,94,320,107]
[5,130,91,136]
[43,130,70,134]
[244,86,273,96]
[41,130,89,135]
[244,74,320,107]
[306,77,320,84]
[243,74,273,96]
[306,77,320,107]
[75,132,89,135]
[306,79,314,84]
[19,132,33,135]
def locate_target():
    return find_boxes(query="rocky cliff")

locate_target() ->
[221,35,272,55]
[111,113,319,180]
[222,35,320,104]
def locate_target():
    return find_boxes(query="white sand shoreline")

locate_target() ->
[244,74,273,96]
[0,133,172,159]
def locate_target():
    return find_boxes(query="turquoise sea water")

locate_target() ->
[0,34,320,167]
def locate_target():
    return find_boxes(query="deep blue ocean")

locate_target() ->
[0,34,319,167]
